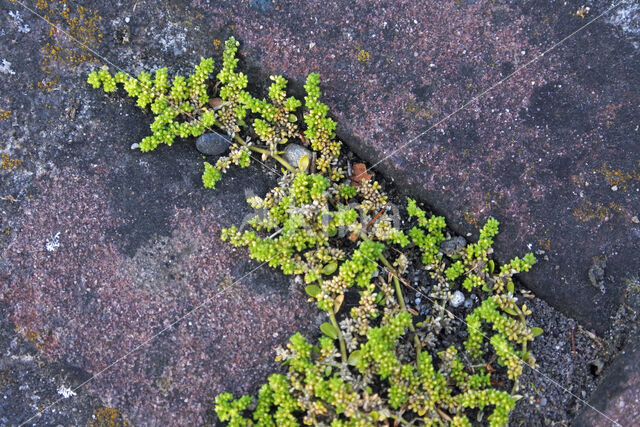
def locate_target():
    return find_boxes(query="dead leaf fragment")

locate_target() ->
[350,163,373,186]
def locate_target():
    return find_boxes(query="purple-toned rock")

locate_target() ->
[573,336,640,426]
[1,0,639,425]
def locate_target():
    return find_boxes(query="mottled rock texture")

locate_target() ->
[1,0,638,424]
[188,0,639,335]
[573,335,640,426]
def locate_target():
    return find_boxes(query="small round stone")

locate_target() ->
[196,132,231,156]
[464,297,474,309]
[450,290,465,308]
[440,236,467,256]
[283,144,312,167]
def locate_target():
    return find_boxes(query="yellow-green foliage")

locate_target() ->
[88,37,539,426]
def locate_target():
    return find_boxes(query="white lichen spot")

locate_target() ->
[57,385,77,399]
[607,2,640,48]
[156,22,187,56]
[46,232,61,252]
[9,11,31,34]
[8,11,31,33]
[0,59,16,75]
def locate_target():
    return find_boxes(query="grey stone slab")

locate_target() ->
[573,335,640,427]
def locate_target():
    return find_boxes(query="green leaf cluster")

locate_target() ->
[88,58,215,153]
[88,37,542,426]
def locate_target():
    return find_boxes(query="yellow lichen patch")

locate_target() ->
[464,211,479,229]
[0,369,17,388]
[596,162,640,191]
[596,103,622,128]
[213,39,222,49]
[14,325,47,350]
[156,374,173,396]
[0,109,11,121]
[36,1,103,74]
[538,238,551,251]
[354,43,370,63]
[403,98,435,121]
[34,76,60,92]
[574,6,590,19]
[90,407,129,427]
[357,49,370,62]
[1,153,22,171]
[572,200,626,223]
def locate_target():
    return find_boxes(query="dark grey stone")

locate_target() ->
[196,132,231,156]
[440,236,467,256]
[573,336,640,426]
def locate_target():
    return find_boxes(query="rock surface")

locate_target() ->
[0,302,108,426]
[175,0,639,335]
[440,236,467,257]
[1,4,321,423]
[1,0,638,424]
[573,335,640,426]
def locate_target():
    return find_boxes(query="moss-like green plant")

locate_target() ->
[88,37,540,426]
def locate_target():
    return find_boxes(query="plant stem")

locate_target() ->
[248,145,297,173]
[232,129,297,173]
[212,119,298,173]
[378,254,408,312]
[328,310,348,363]
[379,253,421,355]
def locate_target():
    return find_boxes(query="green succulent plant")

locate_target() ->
[88,36,540,426]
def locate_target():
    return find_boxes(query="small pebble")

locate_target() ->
[463,297,474,309]
[440,237,467,256]
[611,185,618,191]
[450,290,465,308]
[464,293,479,309]
[196,132,231,156]
[283,144,312,167]
[539,397,547,407]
